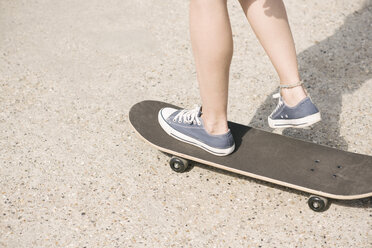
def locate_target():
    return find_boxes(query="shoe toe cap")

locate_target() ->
[159,107,178,120]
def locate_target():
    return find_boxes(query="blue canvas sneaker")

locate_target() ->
[268,92,321,128]
[158,106,235,156]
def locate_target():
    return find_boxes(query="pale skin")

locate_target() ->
[189,0,307,134]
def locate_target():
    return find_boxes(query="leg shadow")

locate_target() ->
[249,1,372,151]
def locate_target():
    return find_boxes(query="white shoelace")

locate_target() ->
[270,92,284,117]
[173,106,202,126]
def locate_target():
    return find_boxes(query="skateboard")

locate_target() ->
[129,100,372,212]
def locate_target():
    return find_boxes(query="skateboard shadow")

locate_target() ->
[331,197,372,209]
[194,161,372,210]
[248,1,372,151]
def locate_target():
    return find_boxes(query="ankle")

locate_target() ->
[280,86,307,107]
[201,115,228,135]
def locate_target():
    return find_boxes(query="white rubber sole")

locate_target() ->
[158,110,235,156]
[268,112,321,128]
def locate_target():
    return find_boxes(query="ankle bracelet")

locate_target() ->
[279,80,303,89]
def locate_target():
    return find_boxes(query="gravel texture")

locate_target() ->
[0,0,371,247]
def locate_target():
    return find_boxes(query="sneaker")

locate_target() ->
[268,93,321,128]
[158,106,235,156]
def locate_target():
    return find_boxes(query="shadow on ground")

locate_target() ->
[193,161,372,210]
[249,1,372,151]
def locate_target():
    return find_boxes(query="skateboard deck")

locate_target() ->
[129,100,372,211]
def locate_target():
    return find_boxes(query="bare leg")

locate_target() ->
[238,0,306,106]
[189,0,233,134]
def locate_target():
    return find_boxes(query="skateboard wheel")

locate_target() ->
[169,156,189,173]
[308,195,328,212]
